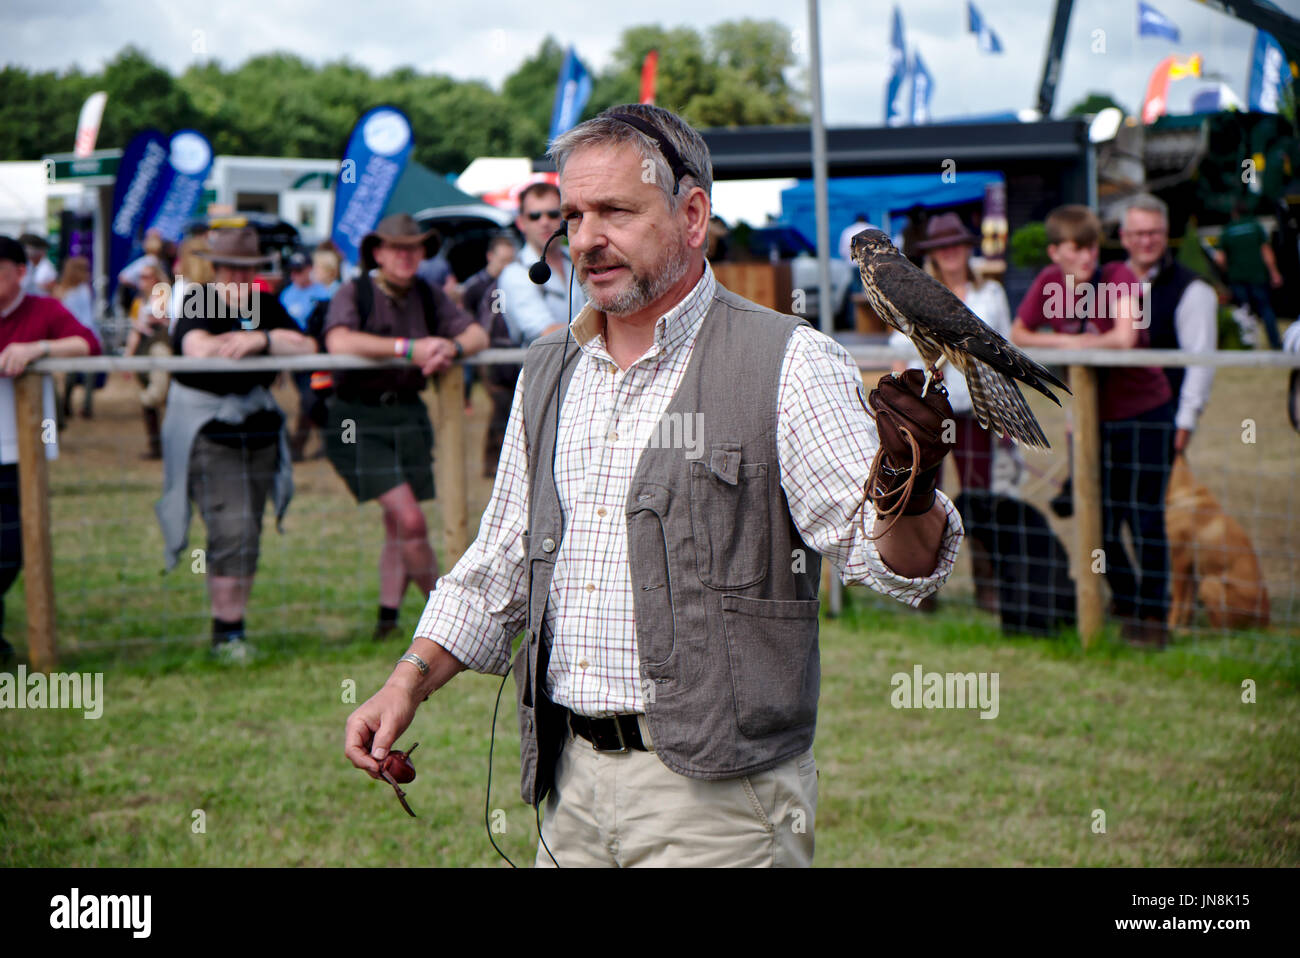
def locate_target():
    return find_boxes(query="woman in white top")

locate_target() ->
[889,212,1011,491]
[55,256,102,419]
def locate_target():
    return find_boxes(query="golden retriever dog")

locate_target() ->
[1165,453,1269,629]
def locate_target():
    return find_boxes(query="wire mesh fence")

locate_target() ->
[4,346,1299,675]
[844,346,1300,677]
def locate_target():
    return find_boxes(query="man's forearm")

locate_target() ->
[874,499,947,579]
[49,336,91,358]
[453,323,489,356]
[1010,323,1066,348]
[267,328,318,356]
[388,637,469,701]
[325,327,401,358]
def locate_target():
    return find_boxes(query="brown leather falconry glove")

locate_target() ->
[864,369,955,531]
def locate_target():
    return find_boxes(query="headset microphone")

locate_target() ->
[528,221,569,285]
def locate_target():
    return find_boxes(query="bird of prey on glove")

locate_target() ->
[851,228,1070,449]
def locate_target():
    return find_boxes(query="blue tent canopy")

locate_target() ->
[780,171,1005,254]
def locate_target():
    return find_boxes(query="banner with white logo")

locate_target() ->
[330,106,415,265]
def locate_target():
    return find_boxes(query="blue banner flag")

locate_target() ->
[1138,2,1180,42]
[143,129,214,243]
[108,129,169,299]
[910,50,933,125]
[885,7,909,127]
[549,47,593,141]
[967,2,1003,54]
[1248,30,1287,114]
[330,106,415,265]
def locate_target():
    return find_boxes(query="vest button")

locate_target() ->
[542,537,556,553]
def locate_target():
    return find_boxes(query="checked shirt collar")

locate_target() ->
[569,261,718,371]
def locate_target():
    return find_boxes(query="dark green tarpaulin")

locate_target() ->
[382,160,478,215]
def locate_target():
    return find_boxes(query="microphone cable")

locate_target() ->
[483,223,574,868]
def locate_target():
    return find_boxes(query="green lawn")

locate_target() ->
[1,373,1298,866]
[2,594,1296,867]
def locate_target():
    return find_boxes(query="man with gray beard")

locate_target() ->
[346,104,961,866]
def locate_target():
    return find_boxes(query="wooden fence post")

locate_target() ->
[1069,364,1104,649]
[14,374,56,671]
[435,368,469,568]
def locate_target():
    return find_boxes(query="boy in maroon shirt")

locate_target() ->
[1011,206,1174,647]
[0,234,100,663]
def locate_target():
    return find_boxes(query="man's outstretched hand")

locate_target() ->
[866,368,955,516]
[344,681,422,779]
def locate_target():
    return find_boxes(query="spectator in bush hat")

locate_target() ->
[322,212,487,640]
[156,226,318,663]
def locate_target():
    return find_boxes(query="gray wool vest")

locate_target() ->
[513,285,823,807]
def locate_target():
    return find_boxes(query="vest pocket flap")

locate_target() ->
[721,594,821,619]
[709,446,741,485]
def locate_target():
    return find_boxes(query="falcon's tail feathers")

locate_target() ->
[965,357,1052,450]
[1006,343,1070,406]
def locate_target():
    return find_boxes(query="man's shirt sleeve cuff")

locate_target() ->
[853,489,964,608]
[413,582,513,676]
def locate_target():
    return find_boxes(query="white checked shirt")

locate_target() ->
[415,261,963,717]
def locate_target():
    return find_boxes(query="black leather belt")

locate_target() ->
[566,709,648,752]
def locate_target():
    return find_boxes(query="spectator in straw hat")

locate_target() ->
[0,234,100,665]
[155,226,317,663]
[322,213,487,641]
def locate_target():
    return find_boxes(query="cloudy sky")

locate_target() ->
[2,0,1296,125]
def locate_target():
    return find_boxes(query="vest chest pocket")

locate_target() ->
[689,444,770,590]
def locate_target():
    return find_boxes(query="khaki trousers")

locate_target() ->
[535,719,818,868]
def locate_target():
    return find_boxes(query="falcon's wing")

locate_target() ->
[868,259,1069,403]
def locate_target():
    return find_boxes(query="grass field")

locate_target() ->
[1,362,1298,866]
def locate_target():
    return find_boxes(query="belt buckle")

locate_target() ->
[595,717,629,753]
[575,712,628,754]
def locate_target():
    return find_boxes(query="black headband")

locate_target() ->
[606,112,698,196]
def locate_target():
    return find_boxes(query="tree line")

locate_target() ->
[0,20,806,175]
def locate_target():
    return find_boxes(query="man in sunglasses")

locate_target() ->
[496,182,585,346]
